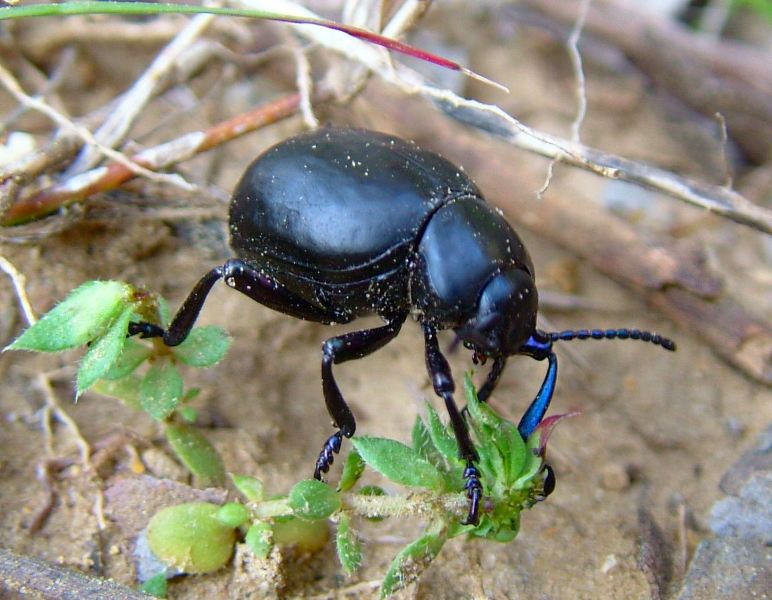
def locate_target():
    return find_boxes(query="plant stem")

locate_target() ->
[342,491,468,520]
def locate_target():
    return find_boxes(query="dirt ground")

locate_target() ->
[1,2,770,599]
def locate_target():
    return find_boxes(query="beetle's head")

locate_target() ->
[457,268,538,360]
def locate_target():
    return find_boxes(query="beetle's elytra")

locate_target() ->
[130,128,675,525]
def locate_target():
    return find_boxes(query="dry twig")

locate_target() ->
[519,0,772,163]
[538,0,591,198]
[0,62,194,192]
[0,254,36,325]
[1,91,314,224]
[67,13,216,174]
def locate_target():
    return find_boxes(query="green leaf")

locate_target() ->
[165,423,226,487]
[6,280,131,352]
[496,421,527,484]
[463,372,501,430]
[288,480,340,520]
[425,403,459,463]
[179,406,198,423]
[171,326,230,367]
[157,296,171,328]
[245,521,273,559]
[147,502,236,574]
[336,513,362,575]
[352,437,446,491]
[140,359,183,421]
[101,338,151,380]
[381,523,447,597]
[411,416,444,469]
[231,474,264,503]
[76,306,133,396]
[338,448,365,493]
[216,502,250,528]
[91,374,142,411]
[272,516,329,552]
[140,573,168,598]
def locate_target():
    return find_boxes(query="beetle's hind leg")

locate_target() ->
[128,258,337,346]
[314,314,407,480]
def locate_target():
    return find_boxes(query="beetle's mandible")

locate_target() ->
[130,128,675,525]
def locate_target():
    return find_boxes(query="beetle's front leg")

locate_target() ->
[423,324,482,525]
[517,351,558,439]
[315,314,407,480]
[477,356,507,403]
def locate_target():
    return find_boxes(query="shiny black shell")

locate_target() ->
[229,128,532,325]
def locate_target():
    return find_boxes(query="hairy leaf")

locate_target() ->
[352,437,445,491]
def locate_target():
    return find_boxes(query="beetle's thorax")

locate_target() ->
[409,196,536,343]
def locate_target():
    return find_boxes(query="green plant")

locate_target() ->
[144,374,566,598]
[731,0,772,22]
[4,280,230,485]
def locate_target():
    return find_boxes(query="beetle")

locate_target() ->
[129,128,675,525]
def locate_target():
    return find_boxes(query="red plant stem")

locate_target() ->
[2,91,307,225]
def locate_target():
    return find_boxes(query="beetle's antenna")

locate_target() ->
[545,328,676,352]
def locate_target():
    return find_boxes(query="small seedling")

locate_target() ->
[4,280,231,485]
[143,374,568,598]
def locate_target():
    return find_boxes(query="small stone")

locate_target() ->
[601,462,631,491]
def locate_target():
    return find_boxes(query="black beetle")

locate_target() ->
[130,128,675,524]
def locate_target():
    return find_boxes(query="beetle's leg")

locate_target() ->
[128,266,222,345]
[422,324,482,526]
[128,258,336,346]
[517,351,558,439]
[477,356,507,403]
[315,314,408,480]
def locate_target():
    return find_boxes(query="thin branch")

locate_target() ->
[67,12,216,174]
[0,63,195,192]
[426,90,772,234]
[714,112,733,189]
[36,372,108,531]
[0,255,36,326]
[567,0,590,144]
[1,91,315,225]
[519,0,772,163]
[537,0,590,199]
[293,46,319,129]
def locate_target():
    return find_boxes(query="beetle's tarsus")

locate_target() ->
[540,464,556,499]
[314,431,343,480]
[462,462,483,525]
[127,322,164,339]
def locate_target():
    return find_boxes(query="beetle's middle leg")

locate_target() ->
[315,314,408,480]
[423,324,482,526]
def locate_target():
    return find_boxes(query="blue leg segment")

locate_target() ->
[517,352,558,439]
